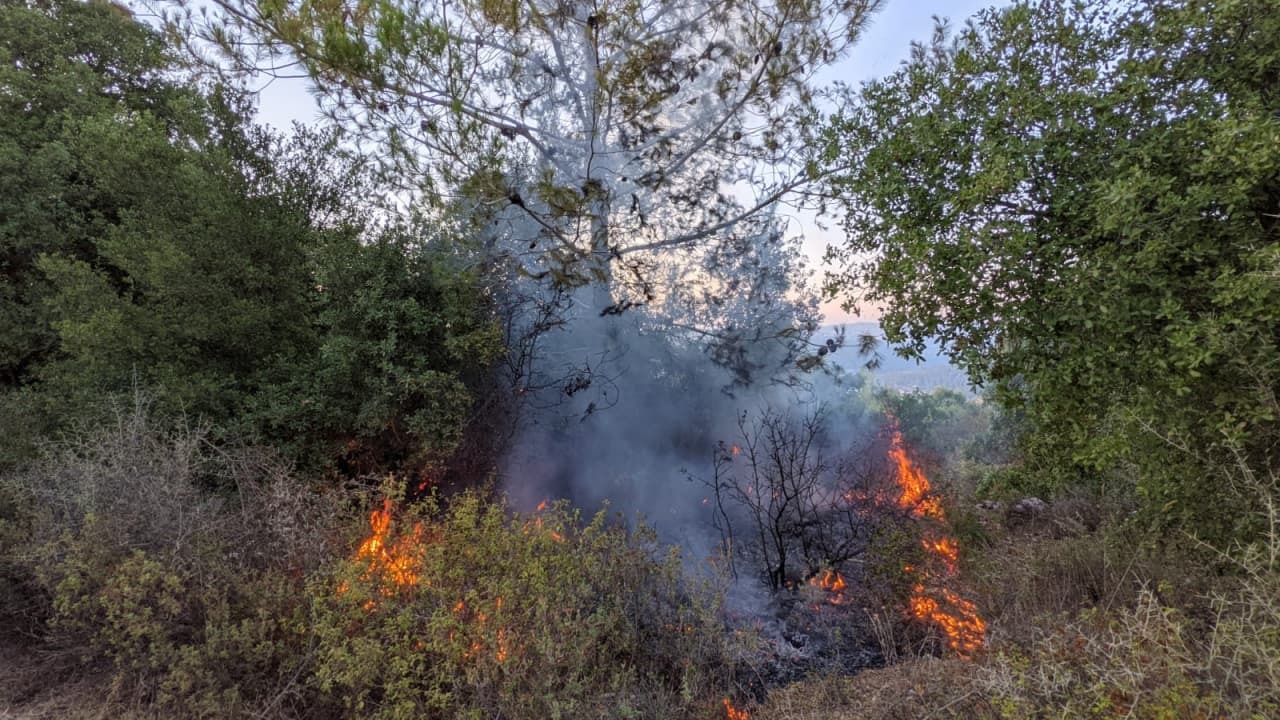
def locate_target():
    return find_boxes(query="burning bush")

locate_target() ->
[703,406,900,592]
[311,492,739,719]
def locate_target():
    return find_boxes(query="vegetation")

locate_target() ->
[1,399,738,718]
[314,493,736,720]
[824,0,1280,540]
[0,0,501,477]
[3,0,1280,718]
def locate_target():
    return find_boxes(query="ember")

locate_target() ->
[887,426,987,657]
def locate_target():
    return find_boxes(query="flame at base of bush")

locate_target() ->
[336,498,428,609]
[889,425,987,657]
[809,568,848,605]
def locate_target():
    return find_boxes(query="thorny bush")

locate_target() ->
[2,395,343,716]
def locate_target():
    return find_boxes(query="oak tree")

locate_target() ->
[824,0,1280,538]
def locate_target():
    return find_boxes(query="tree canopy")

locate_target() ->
[824,0,1280,537]
[0,0,502,477]
[163,0,884,394]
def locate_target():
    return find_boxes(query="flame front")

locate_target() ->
[356,499,425,588]
[888,426,987,657]
[723,697,750,720]
[339,499,427,607]
[890,431,943,519]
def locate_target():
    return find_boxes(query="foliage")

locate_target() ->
[824,0,1280,540]
[251,223,505,478]
[968,465,1280,718]
[2,398,751,719]
[311,491,737,720]
[3,395,342,716]
[0,0,191,464]
[0,0,317,457]
[164,0,883,398]
[172,0,880,286]
[875,388,992,470]
[31,90,321,429]
[0,0,504,477]
[978,582,1277,719]
[0,0,181,392]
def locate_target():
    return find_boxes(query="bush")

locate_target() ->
[980,590,1224,719]
[2,395,342,716]
[2,395,751,718]
[311,492,737,720]
[973,472,1280,718]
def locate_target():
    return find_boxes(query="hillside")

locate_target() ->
[821,323,971,394]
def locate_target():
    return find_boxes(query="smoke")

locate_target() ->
[497,278,881,603]
[472,170,885,617]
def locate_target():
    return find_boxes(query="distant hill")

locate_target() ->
[817,322,972,394]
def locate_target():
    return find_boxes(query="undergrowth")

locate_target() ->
[0,399,741,719]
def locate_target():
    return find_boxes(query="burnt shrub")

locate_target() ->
[310,491,739,720]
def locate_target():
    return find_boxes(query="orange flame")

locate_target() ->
[887,425,986,657]
[346,499,426,598]
[723,697,750,720]
[889,429,943,519]
[922,535,960,574]
[909,586,987,656]
[454,596,513,663]
[809,569,847,604]
[337,498,432,611]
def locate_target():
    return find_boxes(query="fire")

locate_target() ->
[887,424,986,657]
[809,569,847,604]
[343,498,521,664]
[343,499,427,602]
[453,596,513,663]
[909,586,987,656]
[922,535,959,573]
[889,429,943,519]
[723,697,750,720]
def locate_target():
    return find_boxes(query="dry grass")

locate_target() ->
[755,658,991,719]
[0,638,146,720]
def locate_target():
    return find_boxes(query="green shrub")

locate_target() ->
[3,396,341,717]
[311,492,736,720]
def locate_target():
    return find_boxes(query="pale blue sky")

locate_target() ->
[249,1,1005,323]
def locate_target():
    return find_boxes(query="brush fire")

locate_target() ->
[337,498,426,606]
[809,569,847,604]
[889,426,987,656]
[723,697,750,719]
[333,417,983,720]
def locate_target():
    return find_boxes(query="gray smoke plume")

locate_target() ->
[496,278,879,602]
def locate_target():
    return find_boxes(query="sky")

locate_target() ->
[248,0,1004,324]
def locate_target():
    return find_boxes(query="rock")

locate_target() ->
[1006,496,1048,529]
[976,500,1002,512]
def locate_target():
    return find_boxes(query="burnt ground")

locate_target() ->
[728,586,891,705]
